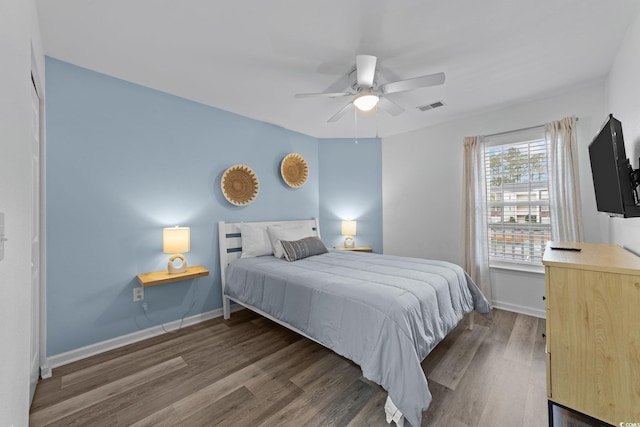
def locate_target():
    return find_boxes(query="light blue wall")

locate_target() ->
[318,138,383,253]
[45,58,320,355]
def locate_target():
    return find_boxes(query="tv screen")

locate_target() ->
[588,114,640,217]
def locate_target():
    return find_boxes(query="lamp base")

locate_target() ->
[344,236,355,248]
[168,254,188,274]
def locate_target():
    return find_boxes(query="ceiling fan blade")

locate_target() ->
[380,72,445,95]
[356,55,377,88]
[378,97,405,116]
[327,102,353,123]
[294,92,352,99]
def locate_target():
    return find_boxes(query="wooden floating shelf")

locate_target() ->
[136,265,209,288]
[333,246,372,253]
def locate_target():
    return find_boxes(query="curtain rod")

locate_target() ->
[484,117,579,139]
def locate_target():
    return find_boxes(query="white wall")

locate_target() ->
[0,0,44,425]
[382,82,608,317]
[608,8,640,251]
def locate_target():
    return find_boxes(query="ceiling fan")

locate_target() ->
[294,55,445,122]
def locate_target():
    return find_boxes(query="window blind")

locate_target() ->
[484,132,551,265]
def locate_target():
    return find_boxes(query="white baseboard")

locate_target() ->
[40,300,544,379]
[491,300,546,319]
[40,305,244,378]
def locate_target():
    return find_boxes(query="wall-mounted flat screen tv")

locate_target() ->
[588,114,640,218]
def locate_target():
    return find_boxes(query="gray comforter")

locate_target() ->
[225,250,491,426]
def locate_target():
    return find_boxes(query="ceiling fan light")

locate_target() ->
[353,93,379,112]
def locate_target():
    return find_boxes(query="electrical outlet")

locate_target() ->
[133,287,144,302]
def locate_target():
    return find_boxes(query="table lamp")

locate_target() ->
[341,220,357,248]
[163,226,190,274]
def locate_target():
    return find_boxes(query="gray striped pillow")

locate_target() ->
[280,236,328,262]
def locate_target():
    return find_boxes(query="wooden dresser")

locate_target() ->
[543,242,640,425]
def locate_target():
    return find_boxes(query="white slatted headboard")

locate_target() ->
[218,218,320,318]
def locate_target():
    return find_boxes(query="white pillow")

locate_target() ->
[267,223,315,258]
[240,222,273,258]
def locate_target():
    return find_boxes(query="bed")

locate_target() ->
[218,218,491,427]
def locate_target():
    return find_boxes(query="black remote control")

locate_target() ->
[550,246,581,251]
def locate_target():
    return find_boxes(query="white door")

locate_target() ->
[29,79,41,403]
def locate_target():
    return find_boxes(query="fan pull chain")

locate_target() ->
[375,104,380,138]
[354,108,359,144]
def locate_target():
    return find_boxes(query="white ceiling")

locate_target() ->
[36,0,639,139]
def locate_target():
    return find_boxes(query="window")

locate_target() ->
[484,127,550,266]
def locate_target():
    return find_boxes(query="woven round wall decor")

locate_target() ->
[221,164,259,206]
[280,153,309,188]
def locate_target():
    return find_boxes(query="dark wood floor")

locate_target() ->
[30,308,547,427]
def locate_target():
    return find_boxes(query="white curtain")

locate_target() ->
[463,136,492,303]
[545,117,584,242]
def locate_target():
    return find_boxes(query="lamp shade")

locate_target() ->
[341,220,357,236]
[163,226,190,254]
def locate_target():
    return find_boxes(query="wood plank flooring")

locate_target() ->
[30,309,547,426]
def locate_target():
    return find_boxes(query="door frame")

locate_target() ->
[30,45,48,393]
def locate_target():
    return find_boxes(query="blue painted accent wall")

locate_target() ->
[45,58,320,355]
[318,138,383,253]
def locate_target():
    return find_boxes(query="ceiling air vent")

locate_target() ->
[417,101,445,111]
